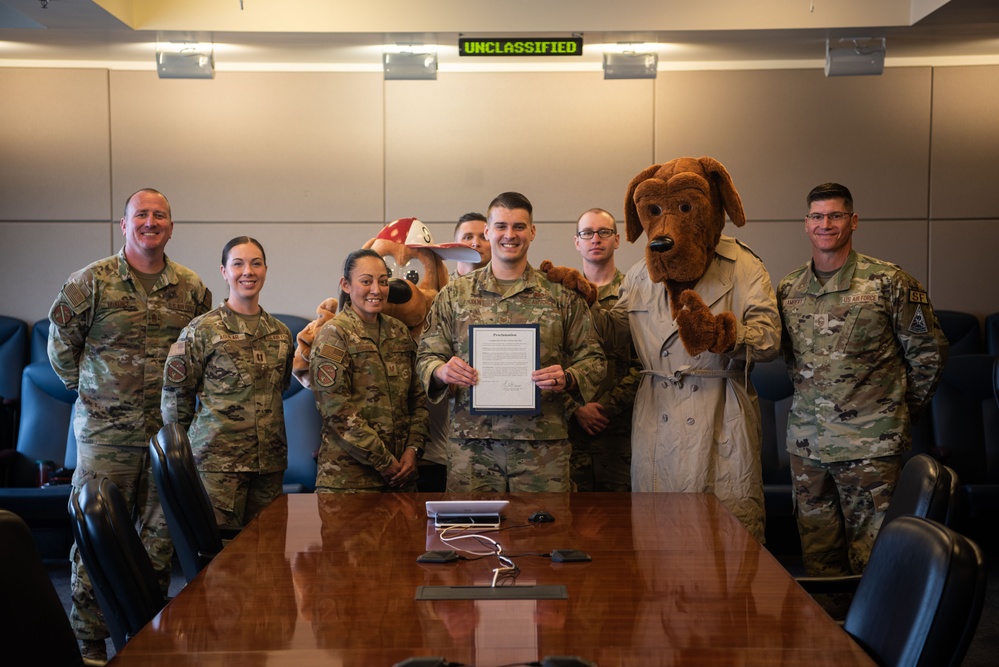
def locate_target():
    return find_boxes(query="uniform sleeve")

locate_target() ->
[562,293,607,405]
[280,327,294,395]
[731,255,781,363]
[310,324,395,472]
[776,278,794,368]
[160,324,205,429]
[599,357,641,417]
[589,291,633,355]
[890,272,949,416]
[405,337,430,452]
[415,287,455,403]
[46,272,95,391]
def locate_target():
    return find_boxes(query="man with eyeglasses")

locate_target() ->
[777,183,948,604]
[567,209,637,491]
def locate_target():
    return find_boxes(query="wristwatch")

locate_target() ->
[407,445,425,460]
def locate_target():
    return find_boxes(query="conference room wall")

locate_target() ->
[0,65,996,325]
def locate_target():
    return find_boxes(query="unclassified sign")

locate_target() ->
[459,37,583,56]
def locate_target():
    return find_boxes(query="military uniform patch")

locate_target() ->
[317,343,347,364]
[909,304,929,334]
[315,362,337,387]
[166,358,187,383]
[51,303,73,327]
[168,340,185,356]
[63,281,90,309]
[909,290,929,304]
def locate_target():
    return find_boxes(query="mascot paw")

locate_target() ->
[539,260,597,306]
[675,290,737,356]
[291,298,339,387]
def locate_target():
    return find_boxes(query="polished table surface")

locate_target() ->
[109,492,876,667]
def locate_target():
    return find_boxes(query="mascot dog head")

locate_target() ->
[625,156,745,285]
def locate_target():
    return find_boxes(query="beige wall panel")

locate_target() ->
[654,68,932,221]
[0,69,111,222]
[109,71,385,223]
[0,222,113,324]
[929,219,999,318]
[930,66,999,220]
[385,73,654,223]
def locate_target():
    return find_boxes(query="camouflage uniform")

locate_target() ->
[47,248,211,641]
[416,263,606,492]
[568,269,637,492]
[309,308,428,492]
[161,300,293,529]
[778,249,948,576]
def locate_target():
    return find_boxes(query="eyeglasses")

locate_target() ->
[576,229,617,239]
[805,212,853,222]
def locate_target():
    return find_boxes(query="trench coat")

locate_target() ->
[601,236,780,540]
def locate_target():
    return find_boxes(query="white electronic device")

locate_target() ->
[425,500,509,529]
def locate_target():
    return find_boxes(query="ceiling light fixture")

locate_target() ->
[825,38,886,77]
[383,45,437,80]
[156,36,215,79]
[603,44,658,80]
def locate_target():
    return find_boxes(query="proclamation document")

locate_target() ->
[468,324,541,415]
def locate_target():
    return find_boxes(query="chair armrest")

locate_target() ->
[219,527,241,541]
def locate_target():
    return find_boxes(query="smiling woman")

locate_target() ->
[308,248,429,493]
[160,236,295,531]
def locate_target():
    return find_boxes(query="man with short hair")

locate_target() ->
[452,211,491,277]
[568,208,636,491]
[48,188,212,665]
[778,182,947,583]
[417,192,605,492]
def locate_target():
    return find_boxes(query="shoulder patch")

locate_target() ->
[909,304,929,334]
[314,362,338,388]
[168,340,186,357]
[317,343,347,364]
[51,303,74,327]
[166,358,187,383]
[909,289,929,304]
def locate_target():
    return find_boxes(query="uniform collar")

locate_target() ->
[116,247,178,288]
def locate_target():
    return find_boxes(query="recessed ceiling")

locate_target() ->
[1,0,997,71]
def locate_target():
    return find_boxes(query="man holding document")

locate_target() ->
[417,192,606,492]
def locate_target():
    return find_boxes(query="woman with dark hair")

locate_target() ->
[162,236,293,528]
[309,248,428,492]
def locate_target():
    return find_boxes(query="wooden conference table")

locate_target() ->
[109,492,876,667]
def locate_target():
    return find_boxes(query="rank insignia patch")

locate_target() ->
[909,290,929,304]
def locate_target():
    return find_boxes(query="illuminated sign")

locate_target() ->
[458,37,583,57]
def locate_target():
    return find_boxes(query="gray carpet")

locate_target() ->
[46,552,999,664]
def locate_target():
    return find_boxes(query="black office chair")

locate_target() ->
[844,515,986,667]
[936,310,983,355]
[149,423,236,583]
[70,477,166,652]
[797,453,954,596]
[0,509,83,667]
